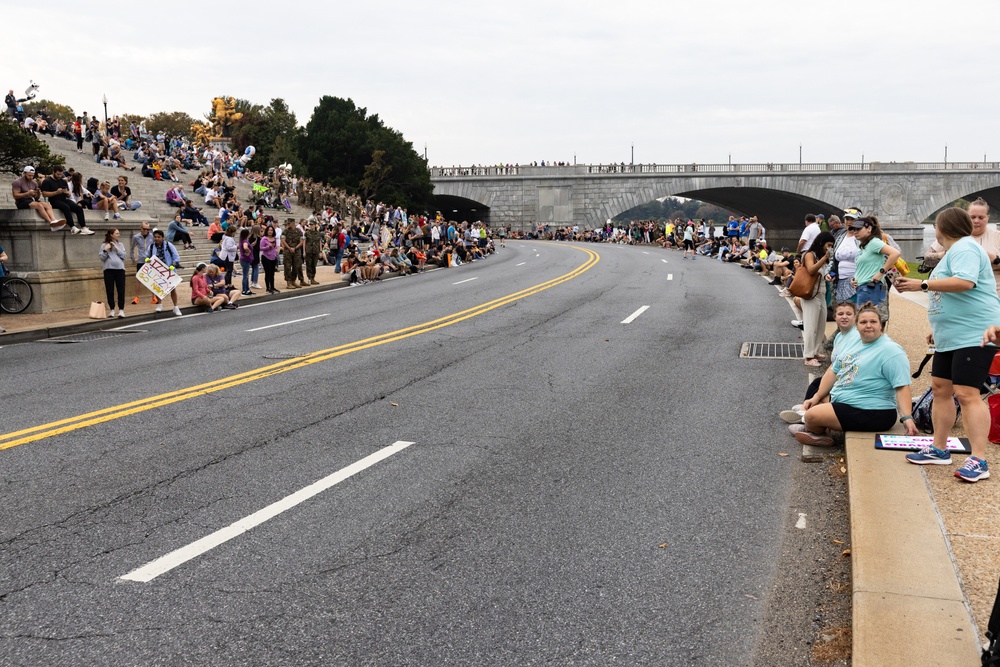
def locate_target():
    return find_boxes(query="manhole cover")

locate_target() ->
[262,353,309,360]
[740,342,804,359]
[38,330,146,344]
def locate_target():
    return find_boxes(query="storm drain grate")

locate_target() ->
[262,352,309,360]
[740,342,804,360]
[38,330,146,344]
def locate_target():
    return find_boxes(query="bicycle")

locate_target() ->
[0,262,33,314]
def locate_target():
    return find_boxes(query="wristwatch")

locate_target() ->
[921,280,929,291]
[900,415,914,424]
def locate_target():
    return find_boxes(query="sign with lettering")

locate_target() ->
[136,256,182,299]
[875,435,971,453]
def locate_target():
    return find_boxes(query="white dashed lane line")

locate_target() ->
[621,306,650,324]
[246,314,329,332]
[453,277,479,285]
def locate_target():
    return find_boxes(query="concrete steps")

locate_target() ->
[0,133,312,222]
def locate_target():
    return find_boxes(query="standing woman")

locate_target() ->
[259,225,280,294]
[801,231,835,366]
[851,216,901,321]
[896,207,1000,482]
[834,221,861,303]
[73,116,84,153]
[99,228,127,318]
[250,223,263,289]
[219,225,238,289]
[238,227,255,296]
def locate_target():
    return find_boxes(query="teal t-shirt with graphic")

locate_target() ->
[928,236,1000,351]
[830,334,910,410]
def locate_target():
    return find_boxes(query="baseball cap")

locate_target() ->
[22,165,35,173]
[843,207,863,220]
[848,219,867,230]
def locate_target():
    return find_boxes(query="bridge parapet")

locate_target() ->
[431,161,1000,178]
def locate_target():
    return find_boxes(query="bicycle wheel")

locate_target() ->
[0,278,33,314]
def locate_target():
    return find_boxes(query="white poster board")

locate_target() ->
[136,256,183,299]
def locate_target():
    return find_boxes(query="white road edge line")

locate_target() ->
[661,259,668,264]
[621,305,651,324]
[120,440,415,583]
[515,262,526,267]
[796,513,807,530]
[246,314,329,332]
[452,277,478,285]
[642,251,649,255]
[667,274,674,281]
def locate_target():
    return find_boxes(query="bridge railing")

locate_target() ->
[429,162,1000,177]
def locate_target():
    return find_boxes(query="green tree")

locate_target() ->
[229,98,302,172]
[146,111,198,138]
[300,96,432,209]
[23,99,76,122]
[0,121,64,175]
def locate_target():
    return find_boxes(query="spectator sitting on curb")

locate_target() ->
[165,185,185,208]
[190,262,227,312]
[91,181,121,221]
[205,264,240,309]
[780,301,859,424]
[789,303,917,447]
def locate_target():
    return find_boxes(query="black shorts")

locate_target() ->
[683,240,693,250]
[15,198,31,210]
[931,346,998,388]
[831,402,897,432]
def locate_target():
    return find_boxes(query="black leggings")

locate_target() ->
[50,199,86,229]
[103,269,125,309]
[262,256,277,291]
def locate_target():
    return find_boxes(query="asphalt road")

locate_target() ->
[0,242,810,666]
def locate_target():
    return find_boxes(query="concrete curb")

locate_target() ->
[846,429,981,666]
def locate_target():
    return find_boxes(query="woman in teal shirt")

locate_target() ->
[851,216,901,320]
[896,207,1000,482]
[792,303,918,447]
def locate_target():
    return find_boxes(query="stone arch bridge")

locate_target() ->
[431,161,1000,253]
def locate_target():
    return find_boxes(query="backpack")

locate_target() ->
[911,386,960,434]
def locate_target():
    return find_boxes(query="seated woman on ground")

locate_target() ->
[789,302,918,447]
[205,264,240,309]
[781,301,859,424]
[190,262,227,312]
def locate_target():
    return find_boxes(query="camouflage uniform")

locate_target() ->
[304,225,322,284]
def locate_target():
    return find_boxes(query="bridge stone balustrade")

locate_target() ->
[431,162,1000,258]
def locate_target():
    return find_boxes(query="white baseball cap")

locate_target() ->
[22,165,35,173]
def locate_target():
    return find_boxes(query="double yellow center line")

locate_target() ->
[1,247,599,451]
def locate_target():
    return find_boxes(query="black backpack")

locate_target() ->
[911,386,961,434]
[983,575,1000,666]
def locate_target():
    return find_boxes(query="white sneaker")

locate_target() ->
[117,309,125,318]
[104,213,110,221]
[251,283,261,289]
[110,308,118,318]
[80,227,95,235]
[791,320,803,327]
[779,409,806,424]
[172,306,182,316]
[155,304,163,312]
[71,226,81,234]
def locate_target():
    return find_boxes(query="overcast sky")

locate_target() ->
[8,0,998,167]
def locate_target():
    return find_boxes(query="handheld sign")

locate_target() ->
[136,256,182,299]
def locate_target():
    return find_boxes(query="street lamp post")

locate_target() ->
[102,94,108,134]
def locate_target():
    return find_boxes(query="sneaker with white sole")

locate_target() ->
[117,309,125,318]
[794,430,835,447]
[79,227,94,235]
[71,226,81,234]
[787,423,807,435]
[172,306,182,316]
[954,456,990,482]
[906,446,952,465]
[779,409,805,424]
[791,320,803,327]
[155,304,163,312]
[104,213,110,221]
